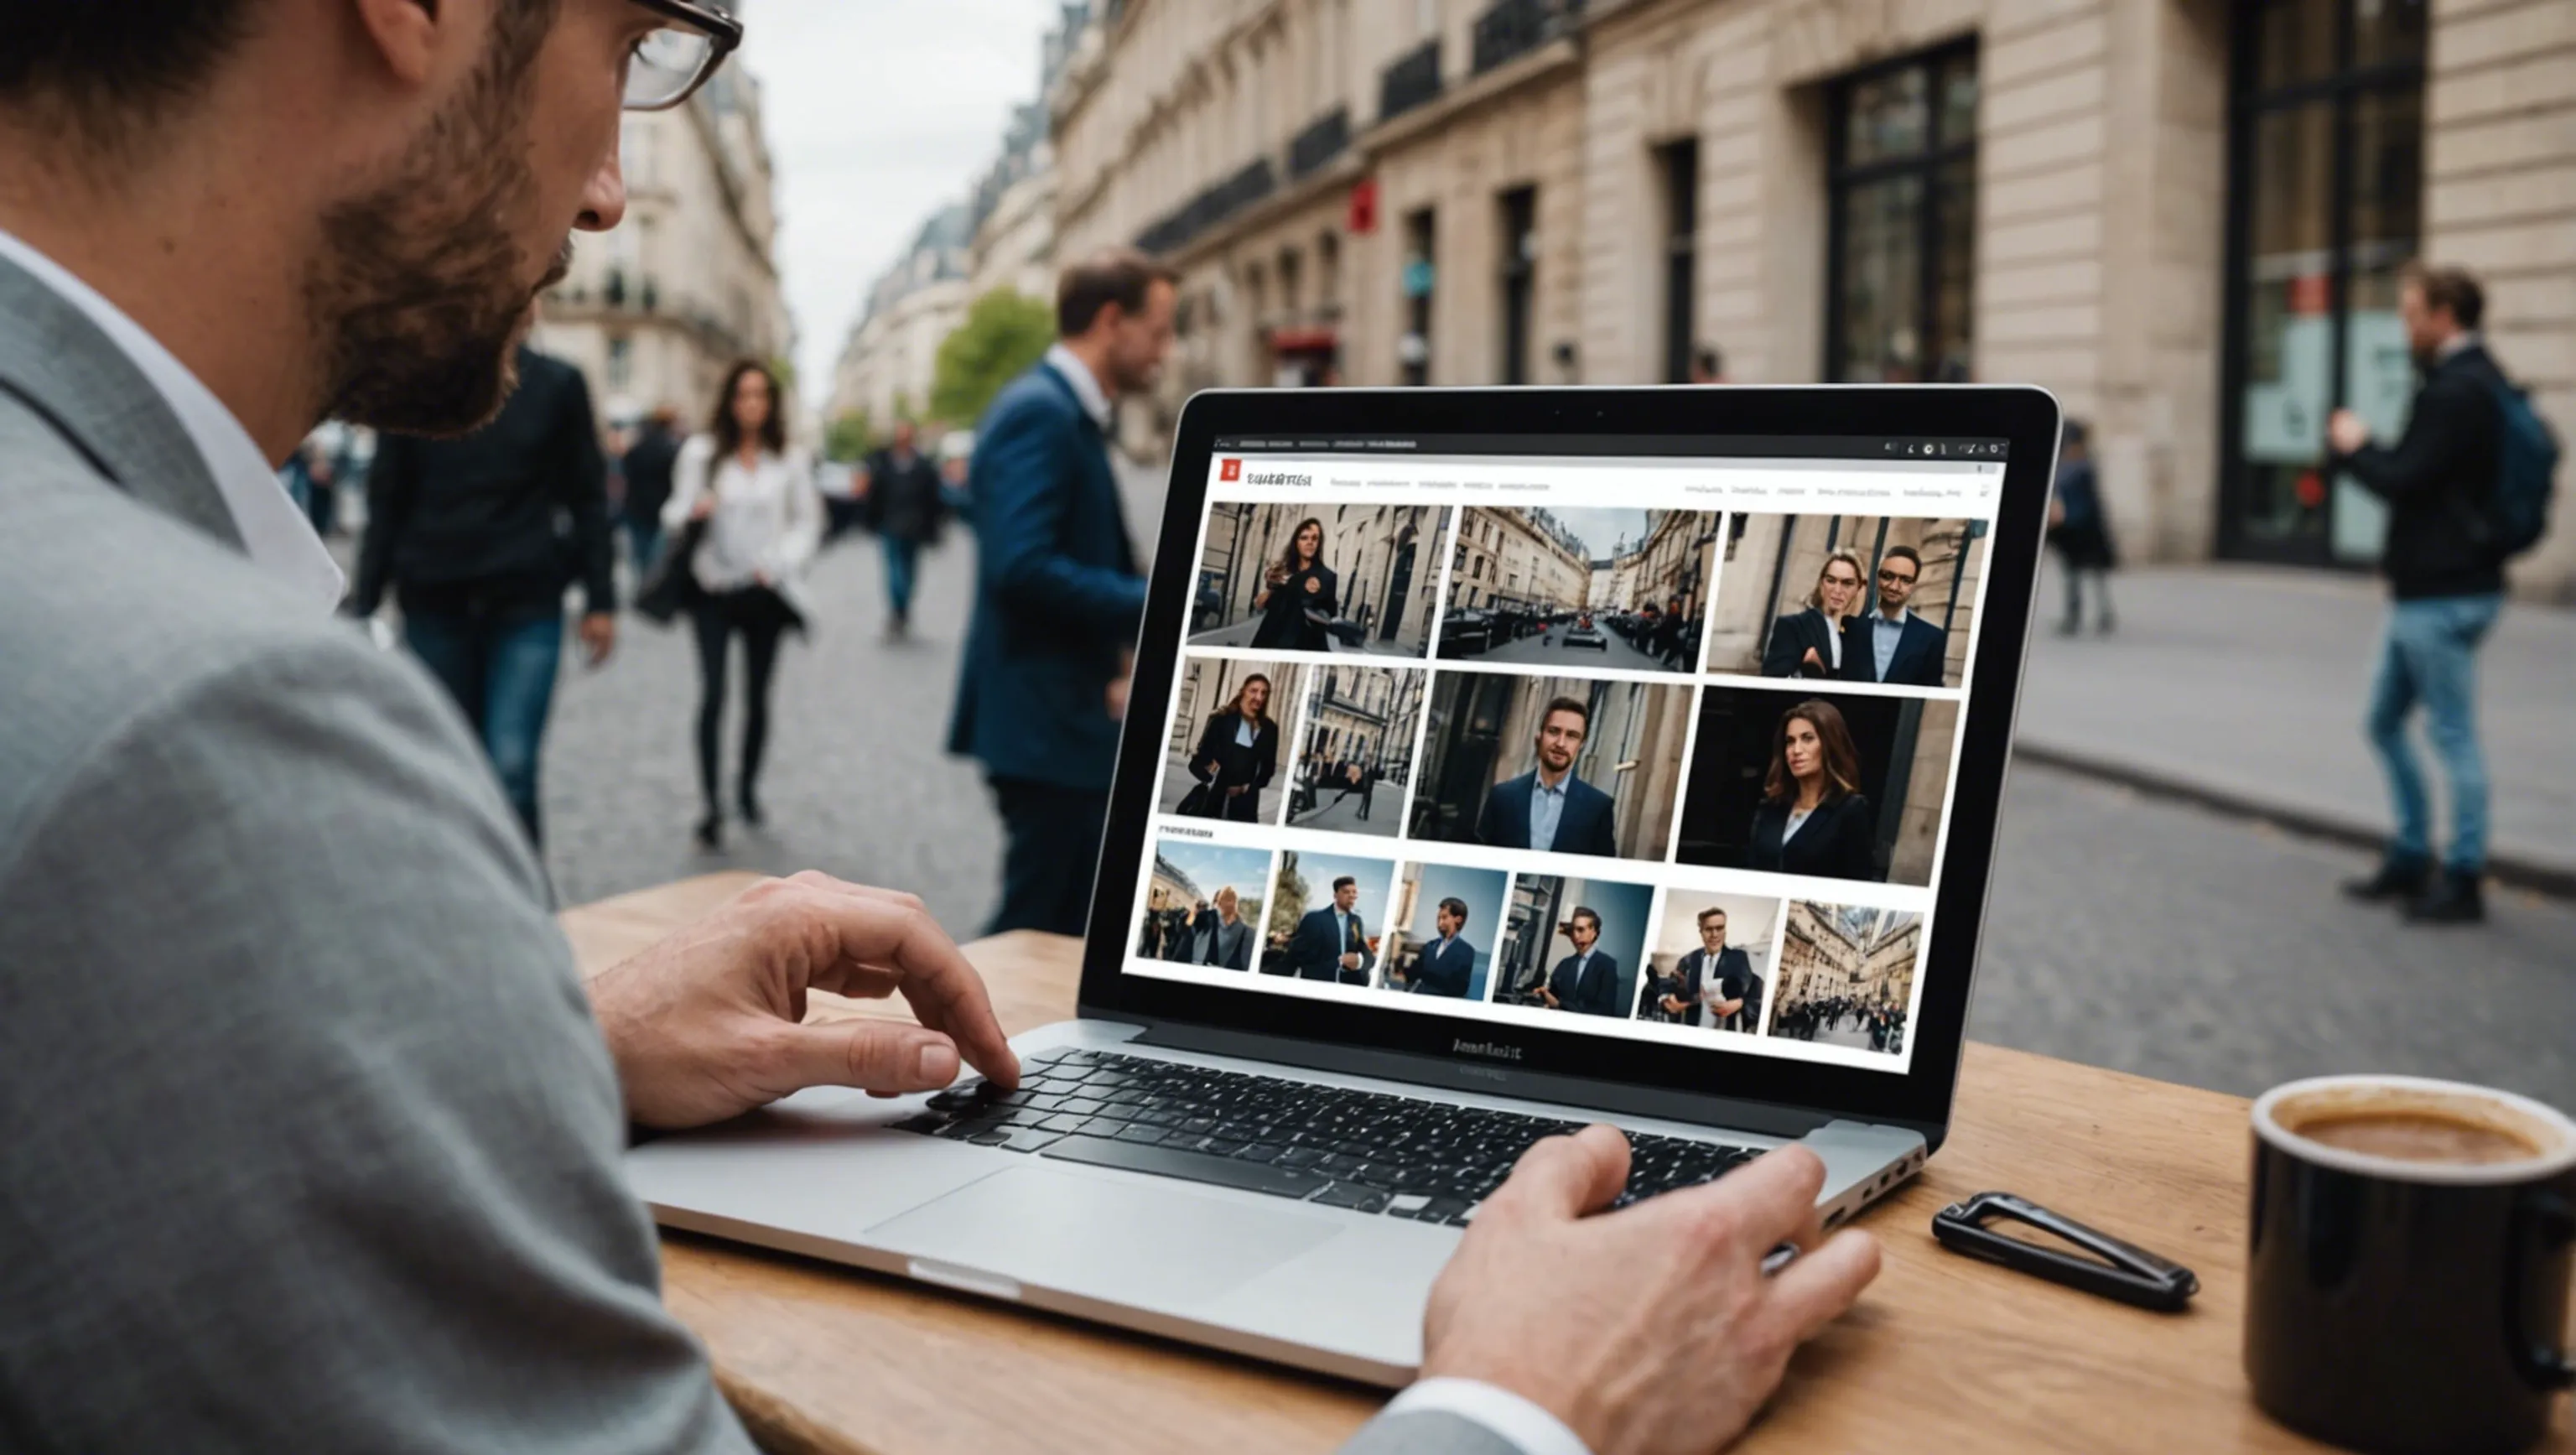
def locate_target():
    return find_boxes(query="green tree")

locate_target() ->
[1268,854,1309,948]
[929,288,1056,427]
[821,409,875,463]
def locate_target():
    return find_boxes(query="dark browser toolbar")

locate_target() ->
[1210,433,2009,460]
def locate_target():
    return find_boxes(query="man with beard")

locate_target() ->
[1476,696,1618,857]
[0,4,1875,1451]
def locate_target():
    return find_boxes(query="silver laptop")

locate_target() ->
[628,384,2061,1385]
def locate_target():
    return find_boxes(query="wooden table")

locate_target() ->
[566,875,2573,1455]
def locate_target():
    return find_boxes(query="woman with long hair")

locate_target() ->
[1761,550,1864,680]
[662,360,822,850]
[1249,517,1337,652]
[1746,699,1879,881]
[1185,673,1279,823]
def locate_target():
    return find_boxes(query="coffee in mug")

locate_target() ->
[2246,1075,2576,1454]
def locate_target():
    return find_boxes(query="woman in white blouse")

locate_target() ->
[662,361,823,849]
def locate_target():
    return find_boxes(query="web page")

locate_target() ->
[1123,436,2005,1077]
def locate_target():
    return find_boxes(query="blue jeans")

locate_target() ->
[882,534,920,623]
[404,607,565,847]
[625,518,664,575]
[2365,593,2504,874]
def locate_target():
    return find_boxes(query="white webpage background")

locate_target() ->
[1126,451,2002,1078]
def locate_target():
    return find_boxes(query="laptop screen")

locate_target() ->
[1116,429,2007,1079]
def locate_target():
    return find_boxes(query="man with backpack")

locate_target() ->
[2329,262,2559,925]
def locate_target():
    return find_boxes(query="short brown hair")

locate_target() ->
[1539,696,1591,737]
[2402,262,2485,330]
[1057,248,1178,337]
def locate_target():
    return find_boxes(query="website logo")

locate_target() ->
[1452,1038,1524,1063]
[1219,458,1242,481]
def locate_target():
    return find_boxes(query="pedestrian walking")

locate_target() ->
[662,360,822,851]
[351,344,616,850]
[949,248,1176,936]
[860,420,948,641]
[619,405,681,574]
[2331,262,2559,925]
[2045,418,2116,635]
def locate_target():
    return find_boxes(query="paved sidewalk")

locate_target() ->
[2018,563,2576,893]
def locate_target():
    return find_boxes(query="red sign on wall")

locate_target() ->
[1348,178,1379,235]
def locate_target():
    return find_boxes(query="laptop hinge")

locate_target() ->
[1128,1018,1860,1142]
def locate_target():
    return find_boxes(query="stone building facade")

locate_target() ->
[826,205,973,431]
[538,66,791,434]
[1054,0,2576,598]
[1615,508,1722,616]
[1451,506,1592,612]
[1776,902,1922,1012]
[1299,665,1428,783]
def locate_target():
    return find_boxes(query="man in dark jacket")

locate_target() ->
[618,405,681,573]
[2329,263,2513,924]
[948,250,1175,935]
[861,420,948,640]
[352,345,615,848]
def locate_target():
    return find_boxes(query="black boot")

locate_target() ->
[693,809,723,850]
[2405,869,2486,925]
[2342,855,2429,903]
[737,785,765,829]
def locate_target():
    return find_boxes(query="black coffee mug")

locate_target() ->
[2246,1075,2576,1454]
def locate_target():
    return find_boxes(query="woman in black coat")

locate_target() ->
[1249,517,1337,652]
[1187,673,1280,822]
[1746,699,1881,881]
[1760,549,1865,680]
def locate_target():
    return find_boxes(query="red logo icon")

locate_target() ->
[1220,458,1242,481]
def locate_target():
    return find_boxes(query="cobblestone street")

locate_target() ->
[527,460,2576,1108]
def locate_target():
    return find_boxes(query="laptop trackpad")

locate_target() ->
[864,1165,1343,1308]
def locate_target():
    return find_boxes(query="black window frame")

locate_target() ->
[2215,0,2428,569]
[1821,38,1980,384]
[1658,137,1700,385]
[1498,185,1538,386]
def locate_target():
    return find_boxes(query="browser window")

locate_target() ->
[1122,434,2005,1077]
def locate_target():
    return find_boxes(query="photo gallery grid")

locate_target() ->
[1133,480,1997,1074]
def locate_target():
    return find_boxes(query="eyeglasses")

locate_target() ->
[1878,569,1916,584]
[625,0,743,112]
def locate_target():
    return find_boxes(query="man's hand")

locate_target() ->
[1801,646,1824,674]
[2327,408,2372,456]
[1421,1128,1880,1455]
[586,871,1021,1130]
[578,612,616,668]
[1339,951,1363,970]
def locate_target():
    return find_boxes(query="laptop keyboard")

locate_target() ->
[891,1049,1763,1226]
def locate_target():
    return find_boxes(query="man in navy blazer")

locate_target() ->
[1290,876,1370,983]
[1849,546,1950,689]
[948,251,1176,936]
[1405,896,1478,997]
[1475,695,1618,857]
[1537,907,1626,1016]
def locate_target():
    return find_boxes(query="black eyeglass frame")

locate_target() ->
[626,0,744,112]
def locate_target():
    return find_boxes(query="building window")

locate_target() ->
[607,334,633,389]
[1657,138,1699,384]
[1825,43,1977,382]
[1401,207,1436,387]
[1498,185,1537,385]
[2220,0,2427,567]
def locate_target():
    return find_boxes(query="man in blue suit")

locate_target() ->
[1850,545,1950,689]
[1476,696,1618,857]
[1290,876,1370,984]
[1537,907,1625,1016]
[948,250,1177,935]
[1405,896,1478,997]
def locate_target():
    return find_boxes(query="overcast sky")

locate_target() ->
[737,1,1063,405]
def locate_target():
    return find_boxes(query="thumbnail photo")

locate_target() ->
[1410,672,1692,863]
[1262,848,1398,984]
[1190,502,1451,656]
[1138,838,1273,970]
[1161,656,1306,824]
[1770,902,1920,1056]
[1674,687,1961,887]
[1284,665,1426,838]
[1638,893,1779,1035]
[1700,514,1990,689]
[1377,862,1511,1000]
[1490,874,1654,1017]
[1439,507,1719,674]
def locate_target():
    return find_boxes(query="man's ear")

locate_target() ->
[349,0,447,88]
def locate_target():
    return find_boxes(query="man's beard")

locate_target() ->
[306,7,560,436]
